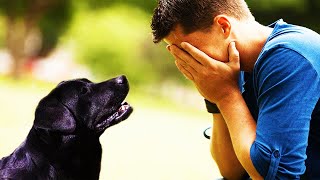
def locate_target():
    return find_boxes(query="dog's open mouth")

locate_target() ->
[96,101,133,131]
[113,102,133,121]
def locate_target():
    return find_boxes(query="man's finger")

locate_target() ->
[170,45,202,72]
[173,55,198,75]
[227,41,240,65]
[180,42,212,66]
[175,60,194,80]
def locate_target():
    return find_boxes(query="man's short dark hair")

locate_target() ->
[151,0,253,43]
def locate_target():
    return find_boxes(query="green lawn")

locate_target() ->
[0,77,222,180]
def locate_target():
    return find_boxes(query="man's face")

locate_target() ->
[164,24,229,63]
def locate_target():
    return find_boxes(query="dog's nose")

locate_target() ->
[115,75,127,84]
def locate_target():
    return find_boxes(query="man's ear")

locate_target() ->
[34,95,76,134]
[214,15,232,38]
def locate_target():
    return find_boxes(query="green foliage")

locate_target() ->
[75,0,157,13]
[0,0,73,57]
[38,0,73,56]
[247,0,320,33]
[0,16,5,47]
[64,4,183,86]
[247,0,307,12]
[0,0,28,17]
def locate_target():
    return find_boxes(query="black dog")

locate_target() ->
[0,75,133,180]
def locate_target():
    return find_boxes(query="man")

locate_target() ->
[151,0,320,179]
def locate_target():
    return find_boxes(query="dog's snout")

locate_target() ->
[115,75,127,84]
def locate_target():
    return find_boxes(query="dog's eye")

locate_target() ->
[80,87,90,95]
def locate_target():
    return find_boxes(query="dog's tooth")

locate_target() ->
[119,105,126,111]
[118,104,130,113]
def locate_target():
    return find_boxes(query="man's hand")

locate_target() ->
[168,42,263,179]
[168,41,241,105]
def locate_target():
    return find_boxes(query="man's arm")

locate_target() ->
[211,113,247,179]
[169,42,263,179]
[215,90,261,179]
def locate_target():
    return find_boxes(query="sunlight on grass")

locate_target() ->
[0,77,222,180]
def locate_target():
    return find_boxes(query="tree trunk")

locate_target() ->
[4,0,58,79]
[6,17,28,79]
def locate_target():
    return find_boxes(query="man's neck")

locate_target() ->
[236,21,273,72]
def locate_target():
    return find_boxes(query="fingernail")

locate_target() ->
[166,45,171,51]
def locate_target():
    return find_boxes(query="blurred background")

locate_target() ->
[0,0,319,179]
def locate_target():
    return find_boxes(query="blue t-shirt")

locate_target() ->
[240,19,320,179]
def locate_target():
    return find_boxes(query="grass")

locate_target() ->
[0,76,222,180]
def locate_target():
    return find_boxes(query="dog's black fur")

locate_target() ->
[0,75,133,180]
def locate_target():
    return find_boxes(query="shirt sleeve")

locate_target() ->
[250,47,320,179]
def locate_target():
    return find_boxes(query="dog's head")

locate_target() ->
[34,75,133,135]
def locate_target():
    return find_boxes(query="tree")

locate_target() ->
[0,0,72,78]
[247,0,320,33]
[81,0,156,13]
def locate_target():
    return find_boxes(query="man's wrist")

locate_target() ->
[204,99,220,114]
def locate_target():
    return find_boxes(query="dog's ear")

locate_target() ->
[34,96,76,134]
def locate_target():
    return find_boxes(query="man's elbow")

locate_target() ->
[211,146,247,180]
[216,164,248,180]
